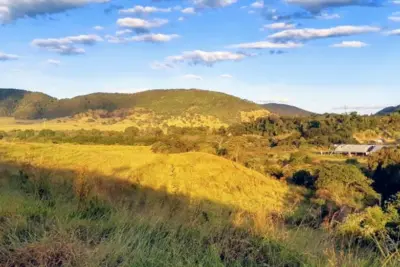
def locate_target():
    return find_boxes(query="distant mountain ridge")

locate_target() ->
[262,103,314,117]
[0,88,268,123]
[376,105,400,115]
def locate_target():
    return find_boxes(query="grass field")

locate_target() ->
[0,114,228,132]
[0,142,289,215]
[0,141,387,266]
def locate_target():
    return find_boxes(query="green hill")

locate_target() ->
[0,88,267,123]
[262,103,314,117]
[376,105,400,115]
[0,89,56,118]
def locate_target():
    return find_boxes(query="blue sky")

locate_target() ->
[0,0,399,113]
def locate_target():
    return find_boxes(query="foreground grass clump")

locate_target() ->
[0,164,386,267]
[0,166,310,267]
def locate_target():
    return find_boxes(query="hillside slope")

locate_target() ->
[262,103,313,117]
[0,88,56,118]
[376,105,400,115]
[0,88,267,123]
[0,142,289,214]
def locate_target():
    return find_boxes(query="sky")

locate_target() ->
[0,0,399,114]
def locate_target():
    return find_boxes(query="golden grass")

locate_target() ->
[0,141,289,215]
[240,109,270,123]
[353,130,397,144]
[0,113,227,132]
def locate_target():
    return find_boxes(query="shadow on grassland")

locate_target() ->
[0,160,309,267]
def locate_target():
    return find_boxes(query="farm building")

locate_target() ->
[333,144,391,156]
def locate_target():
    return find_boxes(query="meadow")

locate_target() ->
[0,140,397,266]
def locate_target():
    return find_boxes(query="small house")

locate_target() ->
[333,144,392,156]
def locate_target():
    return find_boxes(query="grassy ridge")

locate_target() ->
[0,89,267,123]
[0,142,289,214]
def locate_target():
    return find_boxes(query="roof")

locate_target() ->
[370,145,394,153]
[334,144,394,154]
[334,145,375,154]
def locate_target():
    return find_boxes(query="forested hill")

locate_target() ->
[0,89,56,119]
[0,88,267,123]
[262,103,314,117]
[376,105,400,115]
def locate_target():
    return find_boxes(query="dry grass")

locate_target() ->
[0,142,289,215]
[0,141,393,266]
[0,112,227,133]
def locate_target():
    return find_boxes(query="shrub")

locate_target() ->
[38,129,56,138]
[291,170,315,189]
[151,137,199,154]
[227,123,247,136]
[315,164,379,211]
[288,152,312,165]
[216,147,228,156]
[0,130,6,139]
[124,126,140,137]
[264,165,284,179]
[369,148,400,202]
[338,206,394,239]
[345,158,360,166]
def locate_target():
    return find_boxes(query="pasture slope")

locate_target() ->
[0,142,289,215]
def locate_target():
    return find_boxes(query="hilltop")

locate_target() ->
[262,103,314,117]
[0,88,268,124]
[376,105,400,115]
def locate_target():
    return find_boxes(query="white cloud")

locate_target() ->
[248,10,255,14]
[93,26,104,31]
[178,16,185,21]
[115,29,132,36]
[263,22,295,30]
[394,0,400,4]
[0,51,19,61]
[47,59,61,65]
[317,13,341,20]
[117,18,168,32]
[250,1,263,8]
[131,34,179,43]
[389,16,400,22]
[229,41,303,49]
[150,61,174,70]
[31,34,102,55]
[181,7,196,14]
[284,0,377,12]
[0,0,109,23]
[166,50,247,66]
[331,41,368,48]
[192,0,237,8]
[105,35,123,43]
[220,74,233,78]
[268,26,381,41]
[387,29,400,35]
[106,33,179,43]
[182,74,203,80]
[119,5,172,15]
